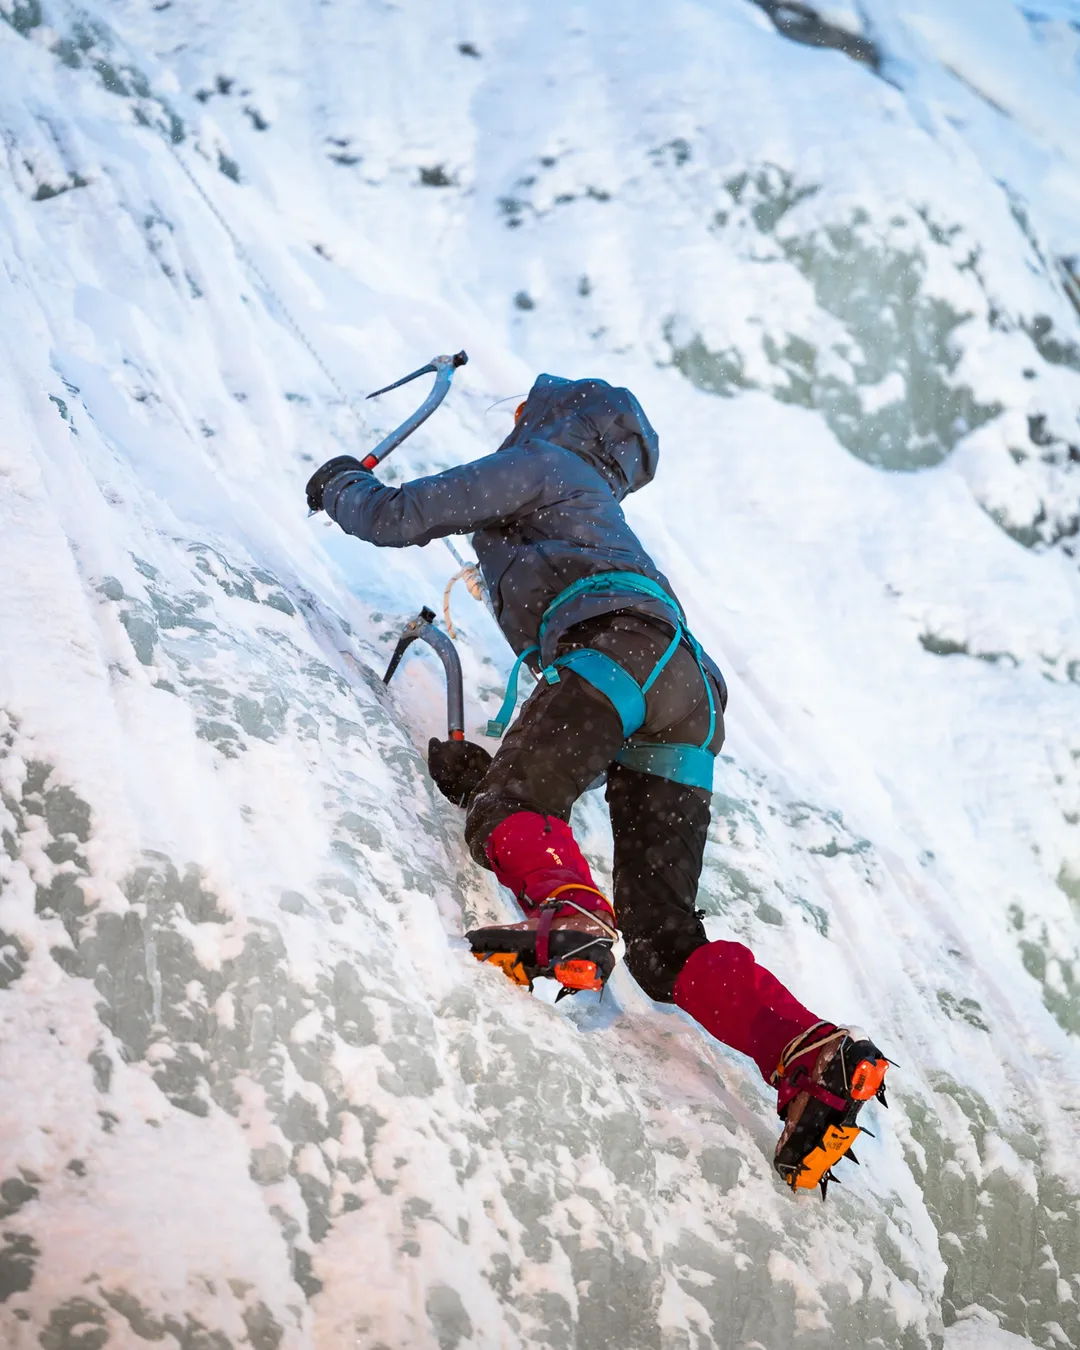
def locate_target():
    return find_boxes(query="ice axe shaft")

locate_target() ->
[361,351,468,470]
[382,607,465,740]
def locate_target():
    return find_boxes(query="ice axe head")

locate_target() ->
[381,607,465,740]
[359,351,469,471]
[366,351,468,400]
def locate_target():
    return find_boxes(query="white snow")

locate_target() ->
[946,1308,1054,1349]
[1,1,1079,1347]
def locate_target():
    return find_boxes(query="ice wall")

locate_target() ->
[1,2,1078,1347]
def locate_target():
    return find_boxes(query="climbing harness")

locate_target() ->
[485,571,719,791]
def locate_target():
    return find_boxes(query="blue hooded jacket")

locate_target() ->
[324,374,714,675]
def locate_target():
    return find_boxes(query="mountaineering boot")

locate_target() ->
[672,943,889,1198]
[772,1022,890,1199]
[466,812,618,996]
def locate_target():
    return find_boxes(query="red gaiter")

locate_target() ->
[673,941,821,1084]
[484,811,614,921]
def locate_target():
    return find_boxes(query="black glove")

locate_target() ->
[427,738,493,807]
[305,455,369,513]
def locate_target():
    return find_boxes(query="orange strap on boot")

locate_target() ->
[543,883,617,925]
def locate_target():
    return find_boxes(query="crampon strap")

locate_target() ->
[783,1065,848,1114]
[534,884,616,968]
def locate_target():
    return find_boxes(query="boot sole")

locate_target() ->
[466,924,616,990]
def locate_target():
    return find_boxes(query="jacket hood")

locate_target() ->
[496,374,659,500]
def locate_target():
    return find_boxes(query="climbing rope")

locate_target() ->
[165,141,360,416]
[442,563,487,637]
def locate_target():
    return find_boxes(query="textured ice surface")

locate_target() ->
[1,1,1078,1347]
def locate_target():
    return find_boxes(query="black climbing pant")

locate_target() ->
[465,613,725,1002]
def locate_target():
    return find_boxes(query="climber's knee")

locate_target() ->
[624,929,710,1004]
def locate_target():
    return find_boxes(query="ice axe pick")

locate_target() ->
[360,350,468,471]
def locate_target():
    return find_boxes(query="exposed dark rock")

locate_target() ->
[936,990,990,1031]
[1027,413,1054,446]
[33,175,89,201]
[291,1248,322,1299]
[0,931,27,988]
[162,1314,232,1349]
[1057,256,1080,322]
[249,1144,290,1187]
[1,1,42,37]
[748,1,881,69]
[0,1231,39,1302]
[101,1287,167,1339]
[920,633,1022,668]
[676,184,1002,470]
[0,1177,38,1220]
[0,724,392,1314]
[1023,313,1080,371]
[242,1302,284,1350]
[920,634,969,657]
[294,1169,332,1242]
[425,1283,474,1350]
[564,1233,660,1350]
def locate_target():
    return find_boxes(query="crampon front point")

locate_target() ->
[773,1028,891,1201]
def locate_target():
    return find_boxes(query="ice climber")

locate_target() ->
[305,374,888,1193]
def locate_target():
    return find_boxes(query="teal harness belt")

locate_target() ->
[486,572,718,791]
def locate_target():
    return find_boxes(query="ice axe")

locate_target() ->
[358,346,488,606]
[360,350,468,470]
[382,606,465,741]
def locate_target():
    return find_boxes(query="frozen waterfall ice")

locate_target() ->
[1,1,1079,1347]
